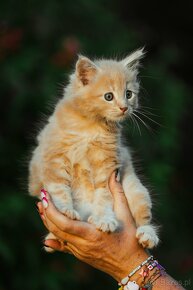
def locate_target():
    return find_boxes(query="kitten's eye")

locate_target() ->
[126,89,133,99]
[104,92,114,101]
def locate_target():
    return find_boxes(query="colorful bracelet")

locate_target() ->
[118,256,153,288]
[118,256,166,290]
[141,272,162,289]
[147,260,165,274]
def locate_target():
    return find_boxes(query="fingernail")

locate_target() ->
[42,197,48,209]
[41,189,47,199]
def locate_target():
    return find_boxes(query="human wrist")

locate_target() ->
[115,250,165,289]
[120,251,153,287]
[112,247,149,282]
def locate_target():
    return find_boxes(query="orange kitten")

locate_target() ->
[29,49,159,250]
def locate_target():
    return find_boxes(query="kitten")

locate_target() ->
[29,49,159,250]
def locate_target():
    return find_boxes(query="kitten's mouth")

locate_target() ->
[121,110,131,116]
[118,111,127,117]
[108,112,130,122]
[117,113,128,121]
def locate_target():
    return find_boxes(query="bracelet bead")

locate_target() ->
[125,281,139,290]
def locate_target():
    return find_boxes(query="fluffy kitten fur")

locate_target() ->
[29,49,159,250]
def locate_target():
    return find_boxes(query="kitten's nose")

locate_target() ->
[120,107,128,113]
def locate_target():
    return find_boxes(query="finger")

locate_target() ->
[37,202,48,226]
[45,218,84,245]
[39,196,95,239]
[37,204,70,247]
[108,171,135,225]
[37,202,44,216]
[44,239,71,253]
[38,203,56,240]
[37,202,84,245]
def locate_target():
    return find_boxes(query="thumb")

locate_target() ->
[44,239,70,253]
[108,171,135,225]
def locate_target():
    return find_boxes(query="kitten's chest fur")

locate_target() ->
[64,129,119,165]
[37,109,122,219]
[59,125,121,218]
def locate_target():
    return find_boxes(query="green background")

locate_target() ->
[0,0,193,289]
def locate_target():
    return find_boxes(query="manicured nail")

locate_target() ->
[41,189,47,199]
[42,197,48,209]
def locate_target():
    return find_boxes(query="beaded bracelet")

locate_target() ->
[141,272,162,289]
[118,256,165,290]
[118,256,153,289]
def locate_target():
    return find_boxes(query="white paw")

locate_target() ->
[88,215,118,232]
[136,225,159,249]
[61,207,81,220]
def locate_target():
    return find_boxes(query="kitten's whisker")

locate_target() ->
[138,108,160,117]
[139,105,158,111]
[135,110,162,127]
[129,115,135,135]
[130,114,141,136]
[132,115,141,136]
[138,111,162,126]
[139,110,160,117]
[132,112,152,132]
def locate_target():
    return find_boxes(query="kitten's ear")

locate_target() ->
[121,48,145,70]
[76,55,98,85]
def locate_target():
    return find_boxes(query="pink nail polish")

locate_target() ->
[41,192,45,199]
[42,197,48,208]
[41,189,47,197]
[41,189,49,200]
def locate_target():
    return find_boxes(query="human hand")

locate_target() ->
[37,171,148,282]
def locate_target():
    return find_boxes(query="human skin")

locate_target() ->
[37,172,185,289]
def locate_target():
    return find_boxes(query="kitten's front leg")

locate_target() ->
[43,156,80,220]
[87,144,119,232]
[88,187,118,232]
[46,183,80,220]
[122,168,159,248]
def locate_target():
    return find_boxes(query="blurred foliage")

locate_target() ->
[0,0,193,289]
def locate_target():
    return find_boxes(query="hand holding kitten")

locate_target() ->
[37,171,147,282]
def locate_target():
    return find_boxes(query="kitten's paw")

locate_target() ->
[61,207,81,220]
[88,215,118,232]
[136,225,159,249]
